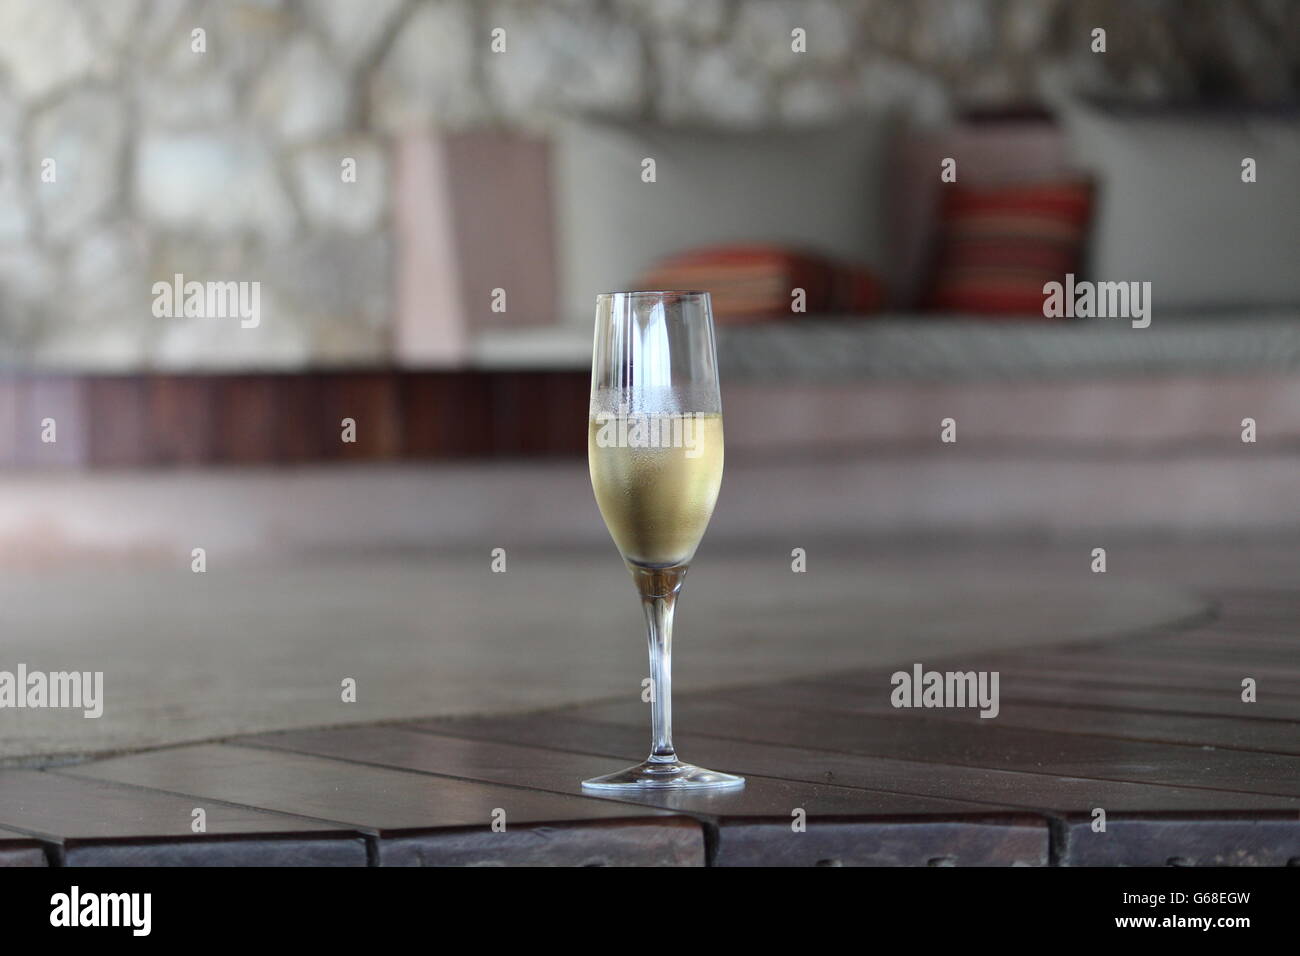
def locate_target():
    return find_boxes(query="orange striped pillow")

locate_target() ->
[922,179,1094,315]
[637,243,884,324]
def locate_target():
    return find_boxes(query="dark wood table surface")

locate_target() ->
[2,588,1296,866]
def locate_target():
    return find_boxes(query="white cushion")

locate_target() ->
[552,116,890,325]
[1063,104,1300,310]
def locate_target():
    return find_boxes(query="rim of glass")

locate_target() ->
[596,290,710,299]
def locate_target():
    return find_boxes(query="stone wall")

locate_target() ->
[0,0,1296,370]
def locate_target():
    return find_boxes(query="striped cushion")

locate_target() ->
[922,179,1094,315]
[636,243,884,324]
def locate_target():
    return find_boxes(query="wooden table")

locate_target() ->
[2,589,1296,866]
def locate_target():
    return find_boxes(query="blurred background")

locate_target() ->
[0,0,1298,761]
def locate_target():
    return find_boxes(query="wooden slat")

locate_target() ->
[378,817,702,867]
[1197,621,1300,637]
[485,371,586,457]
[777,679,1300,754]
[6,769,365,866]
[241,726,997,815]
[0,370,592,465]
[710,818,1044,867]
[489,373,547,457]
[63,744,703,867]
[748,676,1300,754]
[414,712,1300,813]
[1049,638,1300,672]
[547,696,1300,798]
[1141,628,1300,653]
[414,712,1300,865]
[317,372,402,461]
[144,375,216,465]
[541,370,589,455]
[1205,590,1300,614]
[400,372,494,458]
[211,375,277,463]
[0,826,48,867]
[992,683,1299,722]
[244,726,1046,866]
[1058,813,1300,866]
[272,373,325,462]
[929,654,1300,698]
[86,376,148,467]
[976,647,1300,687]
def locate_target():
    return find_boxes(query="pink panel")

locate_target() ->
[392,130,558,368]
[444,131,557,328]
[392,133,469,367]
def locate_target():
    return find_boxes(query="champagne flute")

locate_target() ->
[583,291,744,791]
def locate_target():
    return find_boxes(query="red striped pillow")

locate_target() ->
[636,243,883,324]
[922,179,1094,315]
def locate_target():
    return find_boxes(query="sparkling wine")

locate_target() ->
[580,290,744,791]
[588,413,724,568]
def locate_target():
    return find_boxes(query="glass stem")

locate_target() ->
[629,564,688,762]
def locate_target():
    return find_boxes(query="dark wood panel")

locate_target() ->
[779,665,1300,724]
[552,697,1300,798]
[1203,590,1300,615]
[930,654,1300,698]
[718,679,1300,755]
[317,373,402,461]
[542,370,590,455]
[414,712,1300,813]
[1176,640,1300,667]
[1048,638,1300,672]
[1141,628,1300,653]
[244,726,1047,866]
[243,726,1023,817]
[144,376,215,465]
[994,682,1299,722]
[380,818,701,867]
[63,837,364,868]
[2,370,591,466]
[86,376,148,467]
[1190,621,1300,634]
[0,826,48,867]
[271,373,325,462]
[1072,635,1300,671]
[488,373,544,456]
[64,835,366,867]
[1057,813,1300,866]
[487,372,587,457]
[7,769,365,866]
[414,712,1300,865]
[710,818,1045,867]
[64,743,703,867]
[943,647,1300,689]
[211,375,277,463]
[400,372,493,457]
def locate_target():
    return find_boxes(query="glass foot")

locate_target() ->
[582,757,745,791]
